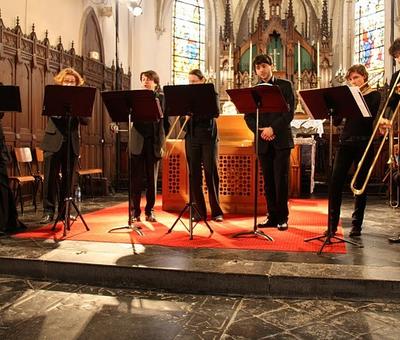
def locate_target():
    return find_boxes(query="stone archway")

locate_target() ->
[82,7,105,63]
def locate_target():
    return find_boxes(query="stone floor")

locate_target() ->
[1,192,400,338]
[0,275,399,340]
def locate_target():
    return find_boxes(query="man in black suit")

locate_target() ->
[379,38,400,243]
[0,111,26,234]
[40,68,89,224]
[244,54,295,231]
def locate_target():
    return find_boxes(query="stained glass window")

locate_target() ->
[354,0,384,74]
[172,0,206,84]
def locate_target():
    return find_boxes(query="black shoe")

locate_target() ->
[212,215,223,222]
[388,235,400,243]
[191,215,205,222]
[277,222,288,231]
[324,229,337,237]
[3,221,27,234]
[131,216,141,223]
[5,226,27,234]
[349,226,362,237]
[145,213,157,222]
[40,214,54,224]
[257,218,277,228]
[64,215,77,222]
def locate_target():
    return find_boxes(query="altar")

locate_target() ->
[161,114,321,214]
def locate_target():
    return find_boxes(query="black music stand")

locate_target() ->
[299,85,365,254]
[101,89,163,236]
[227,85,290,241]
[0,85,22,112]
[42,85,96,237]
[163,83,216,239]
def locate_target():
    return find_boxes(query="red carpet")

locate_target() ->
[13,198,346,253]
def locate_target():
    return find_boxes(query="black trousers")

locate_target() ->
[130,139,159,217]
[259,147,291,224]
[43,142,77,215]
[0,156,20,231]
[185,136,223,219]
[329,142,373,231]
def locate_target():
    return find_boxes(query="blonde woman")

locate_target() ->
[40,68,89,224]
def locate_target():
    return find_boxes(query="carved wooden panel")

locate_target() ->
[0,16,130,187]
[218,154,252,197]
[31,67,45,146]
[15,63,31,145]
[167,154,183,194]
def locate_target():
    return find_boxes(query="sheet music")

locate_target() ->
[348,86,372,117]
[255,82,273,87]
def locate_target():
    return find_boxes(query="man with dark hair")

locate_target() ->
[380,38,400,243]
[244,54,295,231]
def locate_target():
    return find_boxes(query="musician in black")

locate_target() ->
[244,54,295,231]
[380,38,400,243]
[329,64,381,237]
[40,68,90,224]
[129,70,165,223]
[185,69,223,222]
[0,110,26,234]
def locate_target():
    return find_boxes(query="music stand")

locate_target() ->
[101,89,163,235]
[0,86,22,112]
[163,83,216,239]
[299,85,365,254]
[42,85,96,237]
[227,85,290,241]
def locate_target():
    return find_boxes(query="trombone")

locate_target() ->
[162,115,190,158]
[350,71,400,196]
[388,116,399,207]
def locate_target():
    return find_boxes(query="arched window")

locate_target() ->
[172,0,206,84]
[354,0,384,74]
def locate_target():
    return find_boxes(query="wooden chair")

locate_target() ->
[9,147,40,214]
[76,156,103,198]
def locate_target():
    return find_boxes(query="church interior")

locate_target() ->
[0,0,400,338]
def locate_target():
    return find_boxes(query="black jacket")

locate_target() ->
[0,112,11,164]
[244,77,295,153]
[336,90,381,143]
[129,91,165,158]
[41,116,90,155]
[385,70,400,118]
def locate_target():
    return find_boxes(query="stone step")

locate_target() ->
[0,239,399,300]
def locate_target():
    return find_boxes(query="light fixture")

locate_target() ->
[128,0,143,16]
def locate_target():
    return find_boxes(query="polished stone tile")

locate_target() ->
[290,321,356,339]
[1,276,400,340]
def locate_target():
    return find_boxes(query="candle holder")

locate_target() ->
[295,93,305,114]
[316,76,321,89]
[204,68,216,84]
[335,67,346,84]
